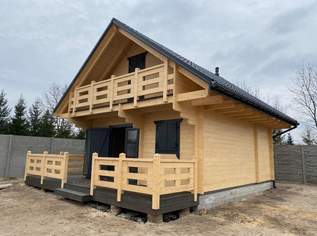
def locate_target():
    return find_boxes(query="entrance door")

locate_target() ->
[109,126,128,157]
[84,128,110,178]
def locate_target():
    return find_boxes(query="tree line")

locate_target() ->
[0,84,84,139]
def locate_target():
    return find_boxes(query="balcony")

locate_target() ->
[68,64,174,117]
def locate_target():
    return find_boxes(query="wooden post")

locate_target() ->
[152,154,161,209]
[72,88,77,116]
[24,151,31,181]
[117,153,126,202]
[90,152,98,196]
[163,60,168,102]
[41,151,48,185]
[134,68,140,107]
[61,152,69,189]
[109,75,115,111]
[253,125,259,183]
[300,146,307,184]
[89,80,95,114]
[193,160,198,201]
[268,129,275,181]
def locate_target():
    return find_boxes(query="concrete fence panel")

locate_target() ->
[274,145,317,184]
[0,134,85,178]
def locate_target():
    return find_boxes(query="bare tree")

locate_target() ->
[42,83,74,138]
[302,127,316,145]
[290,64,317,130]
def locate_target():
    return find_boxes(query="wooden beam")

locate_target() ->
[191,95,223,106]
[177,89,208,102]
[118,28,166,62]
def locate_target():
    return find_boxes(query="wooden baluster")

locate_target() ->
[24,150,31,181]
[109,75,115,111]
[134,68,140,107]
[152,154,161,209]
[89,81,95,114]
[163,60,168,102]
[41,151,48,185]
[68,92,73,117]
[90,152,98,196]
[117,153,126,202]
[72,88,77,116]
[62,152,69,189]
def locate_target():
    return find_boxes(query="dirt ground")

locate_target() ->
[0,179,317,236]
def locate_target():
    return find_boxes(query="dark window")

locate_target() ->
[125,128,139,158]
[128,52,146,73]
[155,119,182,158]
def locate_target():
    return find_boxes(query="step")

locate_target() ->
[55,188,92,203]
[63,183,90,194]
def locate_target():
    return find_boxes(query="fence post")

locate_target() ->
[41,151,48,185]
[152,154,161,209]
[4,135,13,177]
[90,152,98,196]
[300,146,307,184]
[62,152,69,189]
[24,151,31,181]
[117,153,126,202]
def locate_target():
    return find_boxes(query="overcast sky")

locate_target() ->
[1,0,317,141]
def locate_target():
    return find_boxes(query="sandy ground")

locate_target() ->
[0,179,317,236]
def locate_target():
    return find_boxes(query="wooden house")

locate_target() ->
[24,18,298,222]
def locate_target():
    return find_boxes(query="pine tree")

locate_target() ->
[9,96,29,135]
[55,119,73,138]
[0,90,11,134]
[302,127,316,145]
[39,110,55,137]
[75,128,85,139]
[28,99,42,136]
[286,133,294,145]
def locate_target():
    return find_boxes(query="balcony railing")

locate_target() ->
[90,153,198,209]
[69,64,174,116]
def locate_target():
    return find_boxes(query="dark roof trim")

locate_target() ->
[54,18,298,127]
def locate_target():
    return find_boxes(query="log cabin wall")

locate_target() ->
[202,110,273,193]
[111,43,162,76]
[85,109,195,162]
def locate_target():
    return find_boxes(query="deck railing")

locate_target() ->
[90,153,198,209]
[69,64,174,116]
[24,151,73,188]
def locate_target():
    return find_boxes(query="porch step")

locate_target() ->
[55,188,92,203]
[63,183,90,194]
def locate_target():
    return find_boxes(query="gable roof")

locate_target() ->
[54,18,298,127]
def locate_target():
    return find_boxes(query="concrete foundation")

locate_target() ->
[198,181,273,210]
